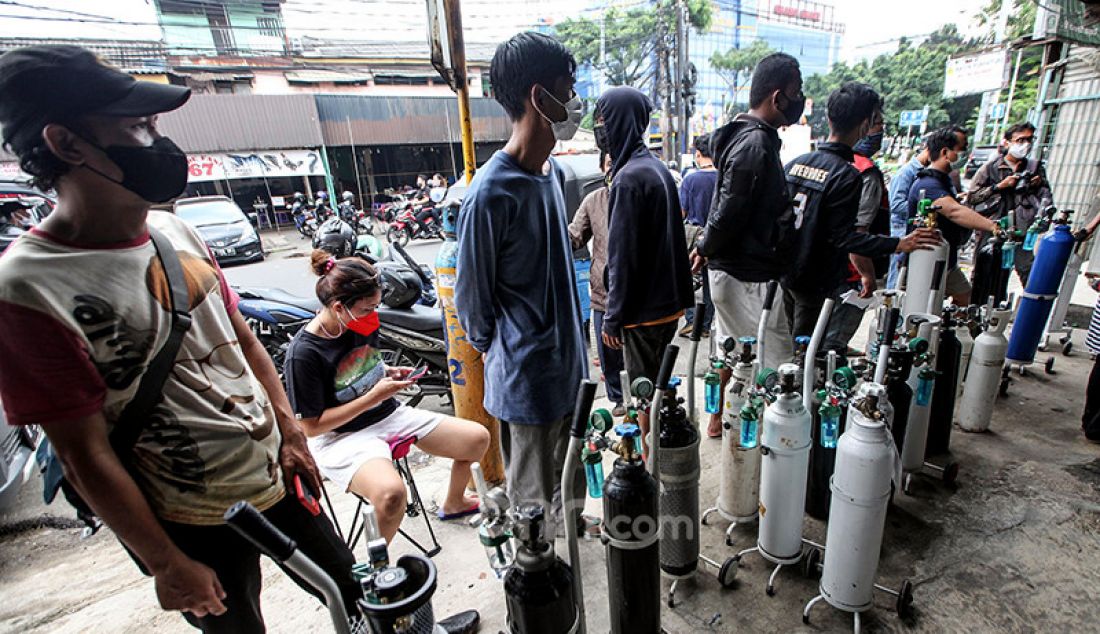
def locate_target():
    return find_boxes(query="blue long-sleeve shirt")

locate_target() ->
[454,150,586,425]
[887,156,923,237]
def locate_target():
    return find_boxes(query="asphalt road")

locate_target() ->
[222,233,445,298]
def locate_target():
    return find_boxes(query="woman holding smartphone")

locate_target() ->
[284,250,489,541]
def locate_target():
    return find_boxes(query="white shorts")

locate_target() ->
[307,405,445,491]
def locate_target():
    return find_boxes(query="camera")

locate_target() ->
[1014,170,1033,193]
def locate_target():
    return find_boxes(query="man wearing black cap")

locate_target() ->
[0,46,360,631]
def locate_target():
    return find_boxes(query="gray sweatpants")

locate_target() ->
[500,415,587,536]
[709,269,793,370]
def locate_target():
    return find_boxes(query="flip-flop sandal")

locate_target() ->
[438,502,480,521]
[707,427,722,439]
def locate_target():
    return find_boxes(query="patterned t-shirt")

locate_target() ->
[0,211,283,525]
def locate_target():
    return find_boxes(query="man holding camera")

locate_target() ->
[967,122,1054,286]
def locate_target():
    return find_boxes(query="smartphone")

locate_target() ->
[406,365,429,382]
[294,473,321,516]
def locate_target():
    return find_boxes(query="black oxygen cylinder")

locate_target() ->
[886,348,915,451]
[503,504,577,634]
[926,321,962,457]
[805,396,847,521]
[604,456,660,633]
[970,240,1011,307]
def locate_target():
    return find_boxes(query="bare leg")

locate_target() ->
[348,458,406,542]
[415,416,490,515]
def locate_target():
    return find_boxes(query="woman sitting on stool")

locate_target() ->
[284,250,489,541]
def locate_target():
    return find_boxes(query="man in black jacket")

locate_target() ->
[783,82,940,343]
[692,52,801,437]
[597,86,692,437]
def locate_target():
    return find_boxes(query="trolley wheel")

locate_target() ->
[802,548,821,579]
[766,584,776,597]
[1019,365,1028,377]
[896,579,914,619]
[667,593,675,609]
[903,473,914,496]
[999,378,1010,397]
[943,462,960,485]
[803,614,811,625]
[700,514,709,526]
[725,534,735,547]
[1060,334,1072,345]
[1063,342,1073,356]
[1045,357,1056,375]
[719,558,738,588]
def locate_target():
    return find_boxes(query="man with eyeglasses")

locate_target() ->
[967,122,1053,288]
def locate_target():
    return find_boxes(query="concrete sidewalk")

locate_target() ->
[2,309,1100,633]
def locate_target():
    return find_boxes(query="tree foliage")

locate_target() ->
[556,0,712,90]
[710,40,776,108]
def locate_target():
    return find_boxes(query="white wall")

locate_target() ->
[0,0,161,41]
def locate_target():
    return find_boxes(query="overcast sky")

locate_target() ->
[834,0,989,62]
[2,0,994,66]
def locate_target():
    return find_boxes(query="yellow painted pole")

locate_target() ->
[433,0,504,486]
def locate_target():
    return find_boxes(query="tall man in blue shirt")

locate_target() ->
[454,32,587,534]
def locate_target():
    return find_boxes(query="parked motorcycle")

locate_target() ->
[291,192,318,239]
[0,404,42,514]
[235,242,448,407]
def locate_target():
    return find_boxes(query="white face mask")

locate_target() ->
[1008,141,1032,159]
[535,87,582,141]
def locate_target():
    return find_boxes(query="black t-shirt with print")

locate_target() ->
[284,328,398,434]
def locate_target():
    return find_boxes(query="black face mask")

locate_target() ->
[83,136,189,204]
[594,122,611,155]
[779,92,806,126]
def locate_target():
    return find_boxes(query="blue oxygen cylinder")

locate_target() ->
[1005,224,1076,364]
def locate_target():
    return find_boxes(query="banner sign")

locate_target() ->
[943,50,1009,99]
[187,149,325,183]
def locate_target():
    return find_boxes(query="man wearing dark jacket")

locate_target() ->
[597,86,692,437]
[783,82,940,343]
[692,52,801,437]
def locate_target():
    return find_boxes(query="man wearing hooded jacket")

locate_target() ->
[596,86,692,438]
[691,52,801,438]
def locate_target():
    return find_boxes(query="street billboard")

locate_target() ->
[186,150,326,183]
[943,50,1009,99]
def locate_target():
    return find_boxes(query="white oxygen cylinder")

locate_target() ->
[901,314,941,472]
[902,243,948,319]
[958,308,1012,433]
[718,348,761,523]
[820,383,897,612]
[758,364,812,563]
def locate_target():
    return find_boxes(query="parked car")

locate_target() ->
[174,196,264,265]
[964,145,1000,180]
[0,181,54,253]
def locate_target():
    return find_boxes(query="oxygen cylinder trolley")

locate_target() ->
[806,350,858,521]
[225,501,448,634]
[958,307,1013,433]
[801,381,914,633]
[1006,208,1077,376]
[659,310,741,606]
[902,191,949,319]
[728,299,832,597]
[700,282,779,545]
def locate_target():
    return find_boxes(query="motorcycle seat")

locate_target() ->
[377,303,442,333]
[247,287,323,313]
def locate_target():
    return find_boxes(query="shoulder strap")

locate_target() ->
[110,225,193,456]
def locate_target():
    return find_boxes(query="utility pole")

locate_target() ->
[676,0,689,157]
[427,0,504,485]
[658,1,674,161]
